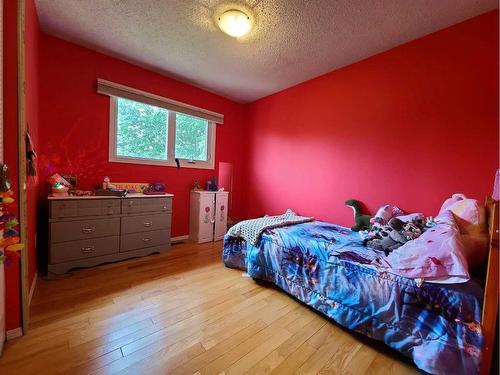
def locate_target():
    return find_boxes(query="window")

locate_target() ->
[109,97,215,169]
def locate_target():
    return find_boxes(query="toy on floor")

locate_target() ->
[345,199,372,231]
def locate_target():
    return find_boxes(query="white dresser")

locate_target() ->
[189,191,229,243]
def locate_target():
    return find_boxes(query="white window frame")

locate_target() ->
[108,96,216,170]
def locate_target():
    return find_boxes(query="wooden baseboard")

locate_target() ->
[171,235,189,243]
[29,271,37,305]
[6,327,22,340]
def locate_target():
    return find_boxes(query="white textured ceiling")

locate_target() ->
[35,0,497,103]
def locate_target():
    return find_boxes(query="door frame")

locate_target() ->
[0,0,4,354]
[17,0,30,334]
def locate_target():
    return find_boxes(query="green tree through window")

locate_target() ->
[116,98,168,160]
[114,97,211,165]
[175,113,208,161]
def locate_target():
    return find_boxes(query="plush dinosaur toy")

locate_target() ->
[345,199,372,231]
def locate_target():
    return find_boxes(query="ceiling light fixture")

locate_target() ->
[217,9,251,37]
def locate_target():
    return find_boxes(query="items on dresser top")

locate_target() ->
[143,182,167,195]
[48,194,173,274]
[94,188,128,197]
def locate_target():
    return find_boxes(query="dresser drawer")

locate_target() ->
[120,229,170,252]
[50,236,119,264]
[50,199,120,219]
[139,197,172,213]
[101,200,121,215]
[122,197,172,214]
[50,201,78,219]
[121,213,171,234]
[50,218,120,243]
[122,199,141,214]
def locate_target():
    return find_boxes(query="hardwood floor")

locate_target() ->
[0,241,418,374]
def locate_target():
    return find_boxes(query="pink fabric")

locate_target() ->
[376,210,469,283]
[438,194,483,232]
[438,193,488,267]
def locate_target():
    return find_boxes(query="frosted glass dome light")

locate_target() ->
[217,10,251,37]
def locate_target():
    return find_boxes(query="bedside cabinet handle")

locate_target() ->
[143,221,153,227]
[82,226,96,234]
[81,246,94,254]
[142,238,151,243]
[162,206,168,210]
[128,201,134,206]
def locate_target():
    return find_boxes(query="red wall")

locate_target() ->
[38,35,246,237]
[243,11,499,226]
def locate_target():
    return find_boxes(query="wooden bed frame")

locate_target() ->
[480,197,499,375]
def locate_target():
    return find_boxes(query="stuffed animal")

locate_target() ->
[366,217,425,255]
[366,204,406,239]
[370,205,405,226]
[345,199,372,231]
[370,205,393,226]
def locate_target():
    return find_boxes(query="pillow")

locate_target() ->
[438,194,488,267]
[438,194,485,232]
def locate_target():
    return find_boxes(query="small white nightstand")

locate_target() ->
[189,191,229,243]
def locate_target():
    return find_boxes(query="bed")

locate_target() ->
[222,199,498,375]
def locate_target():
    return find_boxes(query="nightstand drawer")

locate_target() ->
[120,229,170,252]
[121,213,171,234]
[50,236,119,264]
[50,218,120,243]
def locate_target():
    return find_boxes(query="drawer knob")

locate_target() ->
[82,226,96,234]
[81,246,94,254]
[128,201,134,206]
[162,206,168,210]
[142,238,151,243]
[143,221,153,227]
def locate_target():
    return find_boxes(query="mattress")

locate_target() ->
[222,220,484,375]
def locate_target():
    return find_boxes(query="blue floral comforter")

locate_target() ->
[222,221,484,375]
